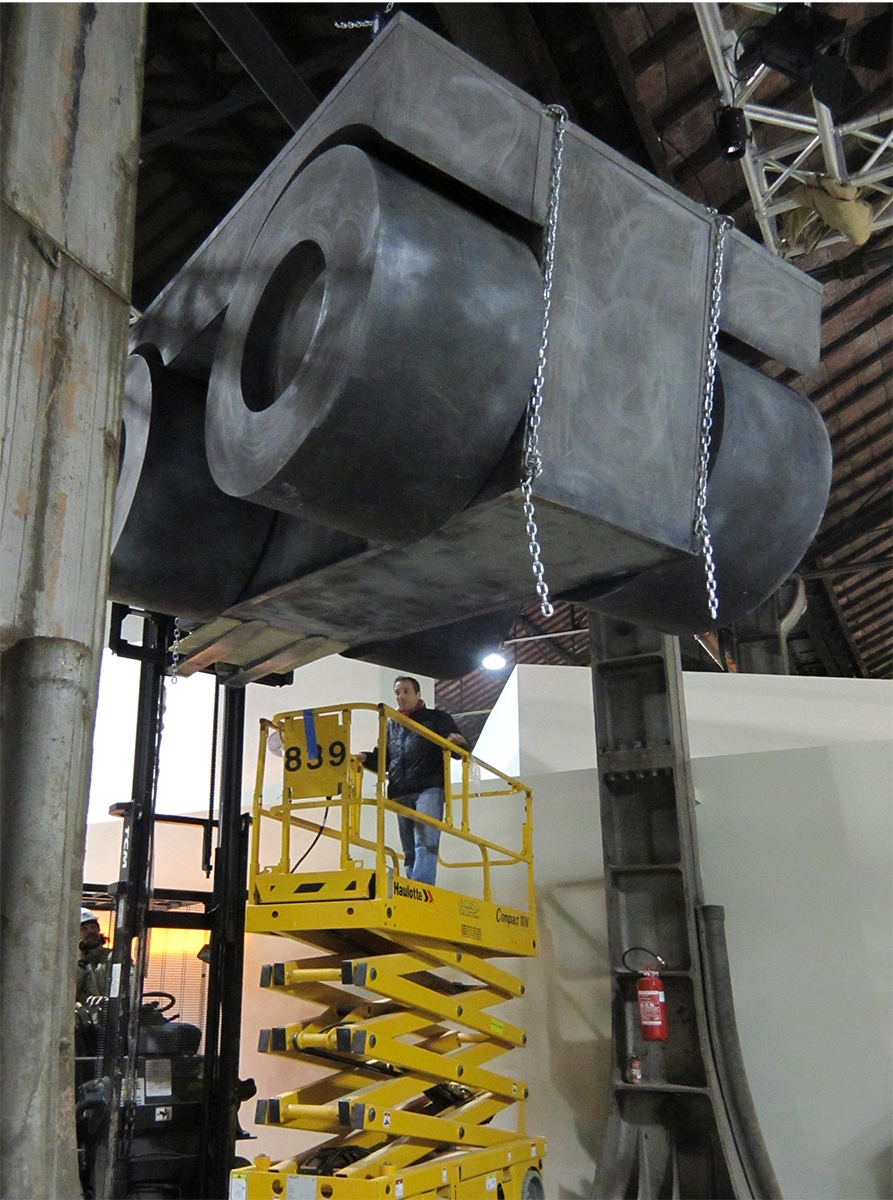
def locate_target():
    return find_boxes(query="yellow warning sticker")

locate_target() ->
[490,1018,504,1034]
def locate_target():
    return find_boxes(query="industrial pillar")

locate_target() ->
[0,7,145,1198]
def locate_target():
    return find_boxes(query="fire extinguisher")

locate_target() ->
[623,947,669,1042]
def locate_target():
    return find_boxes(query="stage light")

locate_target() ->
[481,652,506,670]
[735,4,862,121]
[715,106,748,161]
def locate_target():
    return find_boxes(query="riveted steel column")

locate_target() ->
[588,614,780,1199]
[0,6,145,1198]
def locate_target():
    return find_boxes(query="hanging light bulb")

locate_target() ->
[481,652,507,670]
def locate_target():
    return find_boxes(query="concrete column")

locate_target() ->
[0,6,145,1197]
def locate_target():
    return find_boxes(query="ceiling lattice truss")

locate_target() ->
[134,3,892,701]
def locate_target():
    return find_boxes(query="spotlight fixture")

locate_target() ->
[735,4,863,120]
[715,106,748,161]
[481,652,507,670]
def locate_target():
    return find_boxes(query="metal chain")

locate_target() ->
[521,103,568,619]
[696,209,734,624]
[170,617,181,684]
[335,1,393,32]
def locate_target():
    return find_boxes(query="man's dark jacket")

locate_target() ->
[364,705,462,797]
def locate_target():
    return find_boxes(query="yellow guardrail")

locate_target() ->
[248,702,533,911]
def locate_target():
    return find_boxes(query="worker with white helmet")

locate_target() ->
[76,907,110,1006]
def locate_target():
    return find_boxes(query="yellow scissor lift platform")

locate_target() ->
[230,703,546,1200]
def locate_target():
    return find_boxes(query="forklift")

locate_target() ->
[76,603,286,1200]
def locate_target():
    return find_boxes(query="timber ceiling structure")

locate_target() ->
[133,2,892,726]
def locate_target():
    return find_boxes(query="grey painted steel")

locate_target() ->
[226,484,673,646]
[722,238,821,379]
[0,9,145,1199]
[0,639,98,1200]
[118,11,830,660]
[110,354,275,620]
[697,906,783,1200]
[133,15,821,383]
[234,511,367,605]
[580,353,833,633]
[587,616,777,1199]
[206,144,543,542]
[342,604,523,681]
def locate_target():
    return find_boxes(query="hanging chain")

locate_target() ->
[521,103,568,620]
[170,616,181,684]
[335,1,393,33]
[696,209,734,624]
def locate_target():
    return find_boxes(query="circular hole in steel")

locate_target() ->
[346,907,354,915]
[241,240,326,413]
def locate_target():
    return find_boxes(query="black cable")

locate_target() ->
[290,807,329,872]
[621,945,666,972]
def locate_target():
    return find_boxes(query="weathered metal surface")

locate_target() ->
[225,485,671,644]
[581,352,833,633]
[206,144,542,542]
[0,637,99,1200]
[342,604,523,680]
[110,353,275,620]
[0,4,144,296]
[133,14,820,381]
[541,125,711,553]
[587,617,778,1199]
[118,11,830,671]
[723,236,822,379]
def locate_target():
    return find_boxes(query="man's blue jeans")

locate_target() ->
[396,787,444,885]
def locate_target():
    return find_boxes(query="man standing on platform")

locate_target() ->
[360,677,467,886]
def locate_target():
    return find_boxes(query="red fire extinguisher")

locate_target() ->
[624,947,669,1041]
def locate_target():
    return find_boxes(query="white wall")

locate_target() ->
[682,671,892,758]
[497,666,892,1200]
[88,646,434,823]
[694,740,893,1200]
[85,658,893,1198]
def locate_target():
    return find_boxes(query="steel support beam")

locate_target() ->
[588,615,780,1198]
[0,7,145,1198]
[194,3,317,131]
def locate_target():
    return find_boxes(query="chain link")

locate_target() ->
[521,103,567,619]
[170,617,181,684]
[695,209,734,624]
[335,1,393,31]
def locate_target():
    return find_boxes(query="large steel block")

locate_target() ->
[206,144,543,543]
[110,354,274,620]
[120,13,831,668]
[576,352,833,632]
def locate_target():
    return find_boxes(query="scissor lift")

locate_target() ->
[230,703,546,1200]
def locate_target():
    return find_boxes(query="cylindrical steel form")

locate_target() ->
[206,144,543,544]
[110,353,275,620]
[583,352,833,633]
